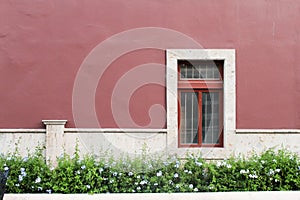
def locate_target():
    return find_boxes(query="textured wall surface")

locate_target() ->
[1,124,300,161]
[0,0,300,129]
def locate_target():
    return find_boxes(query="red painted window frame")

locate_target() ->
[178,60,224,148]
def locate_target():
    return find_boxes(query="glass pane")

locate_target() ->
[186,66,193,78]
[179,60,222,80]
[180,92,199,144]
[193,65,200,79]
[180,63,187,78]
[202,92,220,144]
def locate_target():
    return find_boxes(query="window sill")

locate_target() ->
[235,129,300,134]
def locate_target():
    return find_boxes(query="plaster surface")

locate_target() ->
[0,1,299,129]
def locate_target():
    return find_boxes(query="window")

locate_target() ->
[178,60,223,147]
[166,49,235,151]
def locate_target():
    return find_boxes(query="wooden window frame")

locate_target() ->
[178,60,224,148]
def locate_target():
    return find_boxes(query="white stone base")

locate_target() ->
[1,126,300,161]
[4,191,300,200]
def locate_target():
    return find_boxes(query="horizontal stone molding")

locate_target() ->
[64,128,167,134]
[0,128,168,134]
[0,129,46,133]
[42,120,67,125]
[4,191,300,200]
[236,129,300,134]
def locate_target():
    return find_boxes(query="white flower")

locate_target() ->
[18,175,23,182]
[81,165,86,170]
[21,171,27,177]
[156,171,162,177]
[249,174,258,179]
[109,180,114,184]
[216,161,222,167]
[188,170,192,174]
[184,169,188,173]
[261,160,265,164]
[35,177,41,183]
[99,168,104,173]
[273,159,277,163]
[275,179,279,182]
[194,188,199,192]
[240,169,249,174]
[226,164,232,169]
[174,173,179,178]
[175,184,180,189]
[137,175,141,179]
[46,189,52,194]
[113,172,118,176]
[76,170,81,175]
[15,183,20,187]
[136,186,141,190]
[4,166,9,171]
[268,169,275,176]
[86,185,91,189]
[174,163,180,168]
[128,172,133,176]
[189,184,194,189]
[275,169,281,173]
[154,182,158,186]
[140,180,147,185]
[195,161,202,167]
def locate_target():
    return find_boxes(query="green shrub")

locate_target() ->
[0,148,299,193]
[0,147,52,193]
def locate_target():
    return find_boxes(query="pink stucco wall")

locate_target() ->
[0,0,299,129]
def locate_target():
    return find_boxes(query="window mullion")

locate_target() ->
[198,90,202,146]
[184,92,187,144]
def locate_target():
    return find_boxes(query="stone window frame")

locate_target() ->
[166,49,236,155]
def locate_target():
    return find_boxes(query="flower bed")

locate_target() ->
[0,148,300,194]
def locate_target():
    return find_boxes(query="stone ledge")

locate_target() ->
[64,128,167,134]
[4,191,300,200]
[0,129,45,133]
[236,129,300,134]
[42,120,67,125]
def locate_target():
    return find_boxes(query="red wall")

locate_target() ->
[0,0,299,129]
